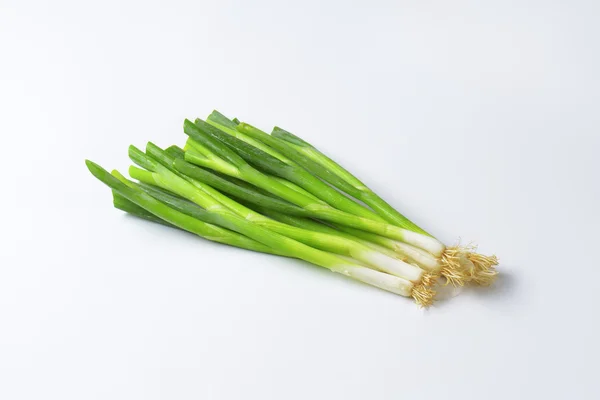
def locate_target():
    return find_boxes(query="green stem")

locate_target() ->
[270,126,430,235]
[113,192,177,228]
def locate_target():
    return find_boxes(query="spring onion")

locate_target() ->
[86,109,499,307]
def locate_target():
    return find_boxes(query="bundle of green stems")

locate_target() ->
[86,110,498,307]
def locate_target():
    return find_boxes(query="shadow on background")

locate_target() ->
[433,269,520,309]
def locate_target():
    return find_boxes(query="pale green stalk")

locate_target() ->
[237,122,428,235]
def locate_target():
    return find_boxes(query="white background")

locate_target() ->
[1,1,599,399]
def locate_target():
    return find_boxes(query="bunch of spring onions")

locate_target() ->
[86,110,498,307]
